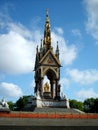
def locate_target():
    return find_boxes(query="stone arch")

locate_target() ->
[42,67,59,98]
[43,67,58,79]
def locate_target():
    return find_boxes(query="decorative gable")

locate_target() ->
[39,50,61,67]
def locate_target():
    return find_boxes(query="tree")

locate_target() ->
[70,99,84,111]
[93,98,98,113]
[7,101,14,110]
[84,98,97,113]
[15,96,28,111]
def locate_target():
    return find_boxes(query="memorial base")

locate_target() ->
[26,96,69,109]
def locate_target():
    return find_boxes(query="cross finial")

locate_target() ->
[46,9,48,16]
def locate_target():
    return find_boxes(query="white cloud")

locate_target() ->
[30,80,35,88]
[0,23,77,75]
[52,31,77,65]
[55,27,64,35]
[60,78,70,91]
[0,8,78,74]
[71,29,82,37]
[0,21,42,74]
[0,30,33,74]
[67,68,98,85]
[84,0,98,40]
[8,23,32,39]
[76,88,98,100]
[0,82,23,98]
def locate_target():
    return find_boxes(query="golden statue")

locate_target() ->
[44,82,49,92]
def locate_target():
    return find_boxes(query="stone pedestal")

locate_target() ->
[43,92,51,99]
[26,96,69,108]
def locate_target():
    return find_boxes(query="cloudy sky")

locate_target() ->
[0,0,98,102]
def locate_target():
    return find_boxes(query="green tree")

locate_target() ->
[7,101,14,110]
[84,98,95,113]
[93,98,98,113]
[70,99,84,111]
[16,96,28,111]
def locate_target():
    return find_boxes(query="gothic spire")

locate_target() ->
[43,9,51,48]
[56,41,59,59]
[40,39,43,51]
[36,45,39,54]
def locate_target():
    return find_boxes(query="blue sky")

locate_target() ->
[0,0,98,102]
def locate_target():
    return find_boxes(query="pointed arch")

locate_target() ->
[43,67,58,79]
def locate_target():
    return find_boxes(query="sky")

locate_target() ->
[0,0,98,102]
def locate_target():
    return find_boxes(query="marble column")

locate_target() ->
[55,79,59,98]
[53,80,55,98]
[50,80,53,98]
[40,78,43,97]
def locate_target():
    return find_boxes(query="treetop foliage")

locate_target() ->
[7,96,98,113]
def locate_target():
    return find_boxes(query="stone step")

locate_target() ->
[23,107,84,114]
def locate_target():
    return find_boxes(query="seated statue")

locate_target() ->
[44,82,50,92]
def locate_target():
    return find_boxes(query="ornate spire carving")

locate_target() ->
[36,45,39,54]
[40,39,43,51]
[55,41,59,59]
[43,9,51,48]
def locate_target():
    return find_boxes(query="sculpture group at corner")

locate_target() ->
[0,97,10,112]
